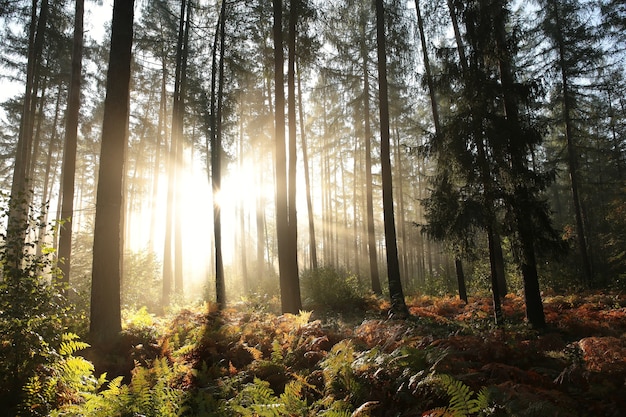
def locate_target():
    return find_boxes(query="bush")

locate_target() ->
[300,267,365,312]
[0,195,75,415]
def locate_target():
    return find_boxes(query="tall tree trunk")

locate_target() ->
[353,135,361,276]
[322,98,331,264]
[415,0,440,134]
[375,0,408,318]
[27,75,47,184]
[21,0,48,185]
[287,0,298,258]
[297,60,317,270]
[447,0,508,298]
[174,0,192,296]
[494,0,545,328]
[256,146,266,280]
[58,0,84,285]
[274,0,301,313]
[340,151,350,268]
[37,83,62,258]
[394,125,409,286]
[446,0,467,71]
[7,0,48,266]
[149,58,167,251]
[163,0,187,306]
[90,0,134,348]
[211,0,226,307]
[551,0,593,286]
[360,14,382,294]
[238,112,249,291]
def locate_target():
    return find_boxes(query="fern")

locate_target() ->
[58,333,90,356]
[295,310,313,327]
[280,380,309,415]
[319,339,366,409]
[229,377,285,416]
[271,339,284,363]
[424,374,491,417]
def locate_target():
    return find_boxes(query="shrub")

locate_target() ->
[300,267,365,312]
[0,194,75,415]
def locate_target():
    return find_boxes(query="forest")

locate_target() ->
[0,0,625,415]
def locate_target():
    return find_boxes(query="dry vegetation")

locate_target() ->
[117,292,626,416]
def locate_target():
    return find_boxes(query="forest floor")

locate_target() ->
[118,291,626,416]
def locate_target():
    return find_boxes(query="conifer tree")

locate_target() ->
[90,0,135,348]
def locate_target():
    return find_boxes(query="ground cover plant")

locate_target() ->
[13,291,625,417]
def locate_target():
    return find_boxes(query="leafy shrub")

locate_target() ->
[22,333,98,416]
[49,356,187,417]
[300,267,365,312]
[0,195,75,415]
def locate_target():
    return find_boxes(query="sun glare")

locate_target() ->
[127,153,274,285]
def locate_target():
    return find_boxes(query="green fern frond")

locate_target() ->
[102,376,125,398]
[439,374,474,416]
[59,356,96,389]
[229,377,285,416]
[296,310,313,327]
[129,366,152,413]
[271,339,284,363]
[59,333,90,356]
[425,374,491,417]
[280,380,308,414]
[472,387,490,412]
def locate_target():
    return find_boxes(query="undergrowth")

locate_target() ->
[6,290,626,416]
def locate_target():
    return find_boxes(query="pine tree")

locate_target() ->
[90,0,135,348]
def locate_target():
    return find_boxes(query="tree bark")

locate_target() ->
[551,0,593,286]
[297,60,318,270]
[174,0,192,296]
[494,0,545,328]
[360,13,382,294]
[6,0,48,266]
[163,0,188,306]
[375,0,408,318]
[211,0,226,307]
[90,0,134,348]
[58,0,84,285]
[274,0,301,313]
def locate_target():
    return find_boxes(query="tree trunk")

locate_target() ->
[394,125,409,287]
[494,0,545,328]
[90,0,134,348]
[454,256,468,303]
[149,58,167,251]
[174,0,192,296]
[211,0,226,307]
[163,0,187,307]
[7,0,48,266]
[551,0,593,286]
[353,135,361,276]
[375,0,409,318]
[297,60,318,270]
[446,0,467,72]
[58,0,84,285]
[238,113,249,291]
[37,83,62,258]
[287,0,298,265]
[360,14,382,295]
[415,0,440,134]
[274,0,301,313]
